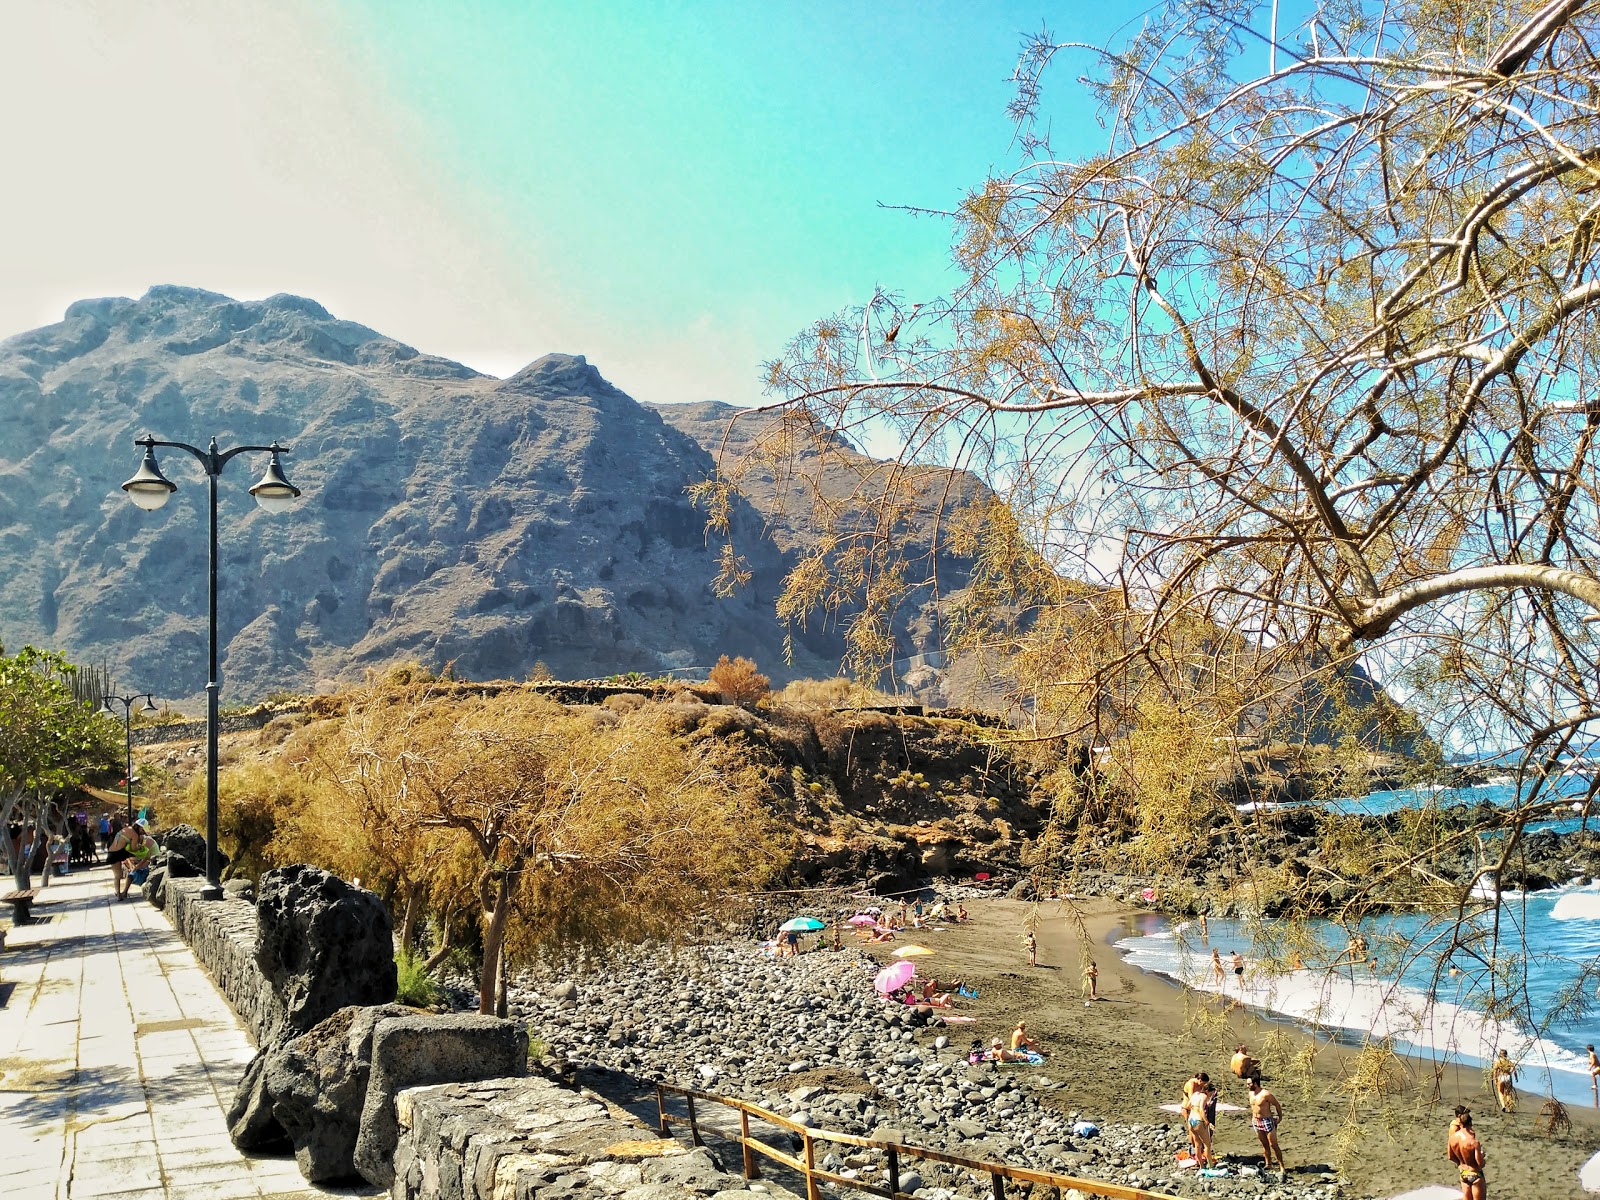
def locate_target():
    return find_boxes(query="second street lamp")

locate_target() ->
[104,690,158,828]
[122,434,302,899]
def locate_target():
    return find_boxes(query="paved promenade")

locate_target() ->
[0,864,365,1200]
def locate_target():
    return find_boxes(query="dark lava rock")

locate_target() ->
[255,865,397,1040]
[158,822,226,876]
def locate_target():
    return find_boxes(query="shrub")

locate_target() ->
[707,655,770,706]
[395,951,443,1008]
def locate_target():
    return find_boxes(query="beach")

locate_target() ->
[921,894,1600,1199]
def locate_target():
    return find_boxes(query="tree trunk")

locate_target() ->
[422,924,454,974]
[479,871,512,1015]
[495,947,508,1018]
[399,880,425,955]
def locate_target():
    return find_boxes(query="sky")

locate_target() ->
[0,0,1145,406]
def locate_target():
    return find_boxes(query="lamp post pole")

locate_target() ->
[103,691,157,827]
[122,434,301,899]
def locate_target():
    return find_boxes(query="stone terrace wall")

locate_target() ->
[392,1076,764,1200]
[158,876,281,1045]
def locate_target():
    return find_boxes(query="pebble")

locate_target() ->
[513,938,1348,1200]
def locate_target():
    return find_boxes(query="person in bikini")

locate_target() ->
[1491,1048,1517,1113]
[1447,1109,1485,1200]
[1182,1077,1215,1167]
[1247,1074,1285,1173]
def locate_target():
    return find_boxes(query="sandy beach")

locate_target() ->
[868,894,1600,1198]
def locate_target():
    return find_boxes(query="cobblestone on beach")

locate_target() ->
[514,940,1348,1200]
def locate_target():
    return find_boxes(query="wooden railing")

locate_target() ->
[654,1082,1180,1200]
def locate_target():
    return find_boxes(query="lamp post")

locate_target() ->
[122,434,301,899]
[104,690,158,827]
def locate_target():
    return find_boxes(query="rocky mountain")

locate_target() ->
[0,287,969,703]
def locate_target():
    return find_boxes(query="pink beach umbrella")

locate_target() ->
[847,914,878,926]
[873,960,916,994]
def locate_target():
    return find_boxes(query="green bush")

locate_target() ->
[395,951,442,1008]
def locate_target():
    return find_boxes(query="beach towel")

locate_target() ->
[957,985,980,999]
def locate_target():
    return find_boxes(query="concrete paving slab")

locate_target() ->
[0,867,361,1200]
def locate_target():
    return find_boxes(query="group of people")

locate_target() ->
[4,811,154,899]
[1177,1045,1285,1176]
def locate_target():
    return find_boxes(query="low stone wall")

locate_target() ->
[131,710,289,745]
[392,1076,763,1200]
[158,875,282,1045]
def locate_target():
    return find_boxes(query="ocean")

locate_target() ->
[1114,776,1600,1107]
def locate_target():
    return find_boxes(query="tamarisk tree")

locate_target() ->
[691,1,1600,1056]
[306,681,780,1014]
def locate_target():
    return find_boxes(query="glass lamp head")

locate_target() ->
[249,451,301,514]
[122,446,176,511]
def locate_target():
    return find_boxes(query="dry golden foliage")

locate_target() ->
[707,655,771,707]
[288,679,785,1012]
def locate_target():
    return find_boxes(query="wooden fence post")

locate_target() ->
[655,1086,668,1135]
[803,1129,821,1200]
[886,1146,900,1197]
[740,1109,758,1179]
[686,1094,704,1147]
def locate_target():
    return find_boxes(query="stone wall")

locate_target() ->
[131,710,287,746]
[158,875,283,1045]
[392,1077,764,1200]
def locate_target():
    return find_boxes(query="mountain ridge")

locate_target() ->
[0,287,966,702]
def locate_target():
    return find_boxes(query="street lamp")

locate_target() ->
[104,690,158,827]
[122,434,301,899]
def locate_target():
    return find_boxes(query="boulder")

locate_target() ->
[226,1054,290,1154]
[255,865,397,1040]
[352,1013,529,1186]
[223,878,256,903]
[262,1003,413,1182]
[158,823,226,876]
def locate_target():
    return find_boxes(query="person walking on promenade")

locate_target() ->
[1447,1109,1486,1200]
[1247,1074,1286,1175]
[106,821,151,901]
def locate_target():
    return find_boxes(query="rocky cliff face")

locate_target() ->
[0,287,966,701]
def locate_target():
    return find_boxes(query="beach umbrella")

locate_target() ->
[873,960,916,994]
[847,914,877,926]
[780,917,826,932]
[893,944,935,958]
[975,872,991,881]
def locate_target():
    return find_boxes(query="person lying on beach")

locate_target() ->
[986,1037,1028,1063]
[1447,1109,1486,1200]
[863,927,896,944]
[1247,1075,1285,1173]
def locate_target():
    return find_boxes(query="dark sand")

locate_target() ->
[862,895,1598,1198]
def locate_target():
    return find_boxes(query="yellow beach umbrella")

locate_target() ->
[893,944,935,958]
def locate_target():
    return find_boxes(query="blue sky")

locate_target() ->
[0,1,1148,405]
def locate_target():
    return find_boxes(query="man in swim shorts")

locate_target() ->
[1230,950,1245,991]
[1447,1110,1485,1200]
[1247,1075,1285,1172]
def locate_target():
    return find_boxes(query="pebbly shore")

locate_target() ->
[514,941,1345,1200]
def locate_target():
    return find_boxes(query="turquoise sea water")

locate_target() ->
[1116,778,1600,1106]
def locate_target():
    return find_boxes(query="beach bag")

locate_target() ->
[129,865,150,886]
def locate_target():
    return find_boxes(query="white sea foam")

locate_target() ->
[1115,931,1593,1086]
[1552,891,1600,921]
